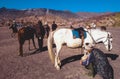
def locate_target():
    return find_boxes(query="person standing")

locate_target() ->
[44,22,50,38]
[9,20,18,37]
[51,21,57,31]
[35,20,45,51]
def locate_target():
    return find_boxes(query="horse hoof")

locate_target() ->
[18,54,23,57]
[58,62,61,66]
[55,66,60,70]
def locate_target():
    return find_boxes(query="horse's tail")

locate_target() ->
[47,31,55,64]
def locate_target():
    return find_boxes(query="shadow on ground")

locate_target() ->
[61,54,84,68]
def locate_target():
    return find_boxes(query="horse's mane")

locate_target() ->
[86,28,106,32]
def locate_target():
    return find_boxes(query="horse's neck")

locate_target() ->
[88,29,107,43]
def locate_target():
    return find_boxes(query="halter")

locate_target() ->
[103,32,112,50]
[86,29,97,44]
[86,30,112,49]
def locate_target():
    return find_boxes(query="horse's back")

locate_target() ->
[53,28,82,47]
[54,28,73,38]
[18,27,35,40]
[53,28,72,44]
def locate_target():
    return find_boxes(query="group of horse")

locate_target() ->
[9,23,113,78]
[9,22,47,56]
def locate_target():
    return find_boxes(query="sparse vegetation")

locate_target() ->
[111,13,120,27]
[0,7,120,27]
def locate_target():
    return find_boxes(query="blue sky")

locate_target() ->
[0,0,120,12]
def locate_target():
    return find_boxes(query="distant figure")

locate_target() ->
[100,26,107,31]
[35,20,45,51]
[69,22,74,29]
[9,20,18,37]
[17,20,24,30]
[51,21,57,31]
[44,22,50,38]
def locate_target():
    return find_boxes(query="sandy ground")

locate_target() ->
[0,26,120,79]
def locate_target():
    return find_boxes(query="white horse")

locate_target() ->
[47,27,113,70]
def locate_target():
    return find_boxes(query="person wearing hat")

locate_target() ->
[80,43,95,77]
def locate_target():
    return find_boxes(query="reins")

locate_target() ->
[86,29,112,50]
[86,29,97,44]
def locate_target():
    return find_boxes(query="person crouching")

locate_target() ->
[80,43,114,79]
[80,43,95,77]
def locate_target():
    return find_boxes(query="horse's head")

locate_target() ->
[103,32,113,51]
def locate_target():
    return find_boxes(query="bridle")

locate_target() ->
[103,32,112,51]
[86,30,112,50]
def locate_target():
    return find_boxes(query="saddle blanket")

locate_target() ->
[72,29,87,38]
[72,30,80,38]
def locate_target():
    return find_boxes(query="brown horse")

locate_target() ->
[18,26,37,56]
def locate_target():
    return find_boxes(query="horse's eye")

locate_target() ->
[85,43,89,45]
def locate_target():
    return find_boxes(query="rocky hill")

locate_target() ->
[0,7,80,27]
[0,7,120,27]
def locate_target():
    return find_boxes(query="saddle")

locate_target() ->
[72,27,86,47]
[72,27,86,39]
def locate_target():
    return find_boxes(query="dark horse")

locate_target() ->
[18,26,37,56]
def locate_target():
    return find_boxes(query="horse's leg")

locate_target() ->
[80,47,83,54]
[18,37,24,56]
[32,38,36,49]
[37,37,43,51]
[19,42,23,56]
[28,40,30,50]
[12,33,16,37]
[55,44,62,70]
[11,33,14,37]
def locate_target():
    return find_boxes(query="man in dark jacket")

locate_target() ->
[51,21,57,31]
[35,20,45,51]
[44,22,50,38]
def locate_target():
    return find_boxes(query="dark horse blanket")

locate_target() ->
[92,48,114,79]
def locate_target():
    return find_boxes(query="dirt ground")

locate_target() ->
[0,26,120,79]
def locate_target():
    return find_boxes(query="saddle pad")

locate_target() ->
[72,29,87,39]
[72,30,80,38]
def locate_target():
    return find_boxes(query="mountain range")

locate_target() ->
[0,7,120,27]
